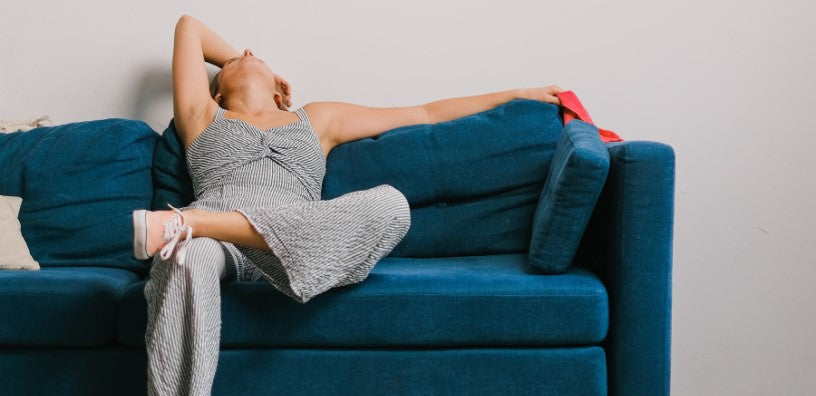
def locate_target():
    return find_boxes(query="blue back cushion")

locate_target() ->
[152,120,194,210]
[0,119,158,272]
[528,120,610,274]
[323,98,563,257]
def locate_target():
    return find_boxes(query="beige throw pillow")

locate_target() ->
[0,195,40,270]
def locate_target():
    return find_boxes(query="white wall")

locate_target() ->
[3,1,815,394]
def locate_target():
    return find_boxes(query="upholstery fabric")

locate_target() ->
[117,254,608,348]
[323,98,564,257]
[0,346,606,396]
[151,119,195,210]
[0,346,147,396]
[0,195,39,270]
[0,119,158,272]
[572,141,675,396]
[0,267,140,346]
[528,120,610,274]
[213,347,607,396]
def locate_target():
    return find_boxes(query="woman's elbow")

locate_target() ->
[419,104,435,125]
[176,14,196,31]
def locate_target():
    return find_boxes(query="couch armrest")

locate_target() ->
[573,141,675,396]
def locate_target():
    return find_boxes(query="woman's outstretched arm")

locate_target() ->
[423,86,562,124]
[305,85,564,150]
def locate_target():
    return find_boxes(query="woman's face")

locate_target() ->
[215,49,289,109]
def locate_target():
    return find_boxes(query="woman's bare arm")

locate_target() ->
[172,15,240,147]
[305,85,564,150]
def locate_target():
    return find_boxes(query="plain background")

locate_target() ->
[2,1,814,394]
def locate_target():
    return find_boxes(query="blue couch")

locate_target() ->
[0,99,674,395]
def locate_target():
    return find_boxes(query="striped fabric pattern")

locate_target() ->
[144,106,411,395]
[144,237,242,396]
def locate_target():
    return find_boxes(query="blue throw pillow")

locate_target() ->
[323,98,564,257]
[151,120,195,210]
[0,119,158,272]
[528,120,610,274]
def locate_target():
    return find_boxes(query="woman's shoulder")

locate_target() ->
[301,103,336,157]
[299,102,329,133]
[303,102,344,134]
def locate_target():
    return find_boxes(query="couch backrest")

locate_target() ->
[0,119,158,272]
[323,99,563,257]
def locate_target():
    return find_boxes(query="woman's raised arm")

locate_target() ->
[172,15,240,146]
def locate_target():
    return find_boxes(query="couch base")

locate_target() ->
[0,345,145,395]
[0,346,606,395]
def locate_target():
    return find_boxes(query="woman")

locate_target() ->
[133,14,564,396]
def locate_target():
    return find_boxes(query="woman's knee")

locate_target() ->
[144,237,234,305]
[380,184,411,224]
[151,237,232,277]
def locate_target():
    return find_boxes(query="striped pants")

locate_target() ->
[143,238,246,396]
[142,188,411,395]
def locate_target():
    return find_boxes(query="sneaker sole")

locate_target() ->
[133,209,150,260]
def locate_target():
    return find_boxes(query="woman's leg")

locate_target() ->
[144,237,241,396]
[184,209,269,250]
[145,208,269,252]
[231,184,411,304]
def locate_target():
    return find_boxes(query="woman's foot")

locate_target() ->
[132,204,194,263]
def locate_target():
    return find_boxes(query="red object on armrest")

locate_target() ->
[557,90,623,143]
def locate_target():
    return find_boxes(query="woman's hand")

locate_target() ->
[274,74,292,109]
[519,85,564,105]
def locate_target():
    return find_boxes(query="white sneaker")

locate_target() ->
[133,203,194,265]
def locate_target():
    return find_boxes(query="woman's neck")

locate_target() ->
[225,89,284,116]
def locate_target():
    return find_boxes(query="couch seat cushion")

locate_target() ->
[0,267,140,346]
[118,254,607,347]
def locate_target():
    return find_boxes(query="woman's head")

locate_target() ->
[210,49,290,111]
